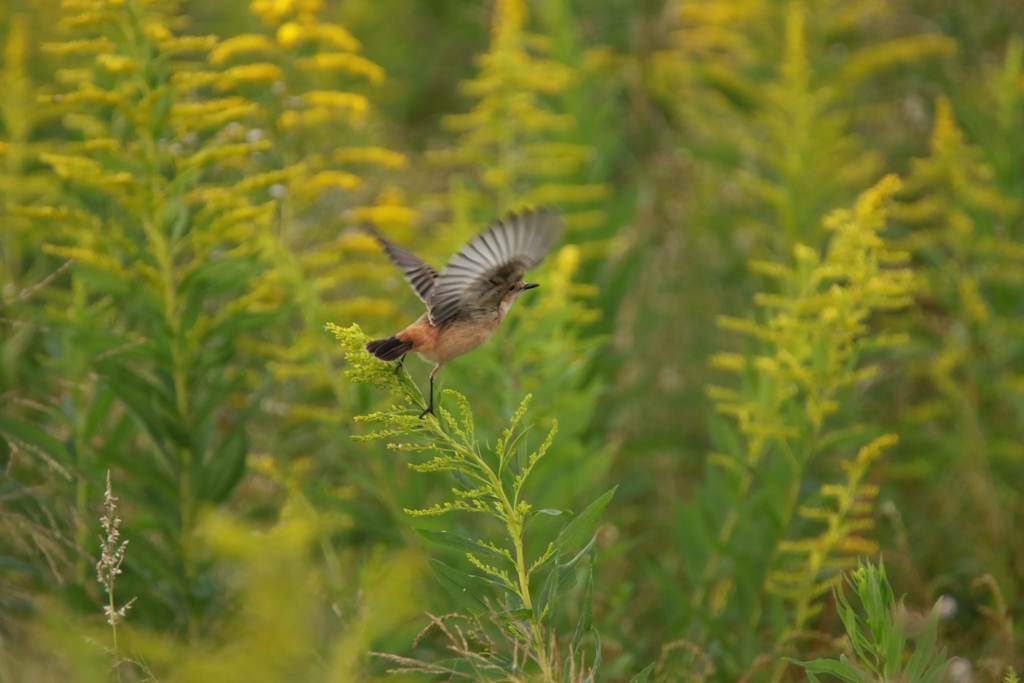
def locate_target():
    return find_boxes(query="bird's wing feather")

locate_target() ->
[369,229,438,303]
[428,208,562,326]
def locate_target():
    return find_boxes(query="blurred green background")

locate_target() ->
[1,0,1022,680]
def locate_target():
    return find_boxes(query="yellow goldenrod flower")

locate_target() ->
[346,205,417,228]
[208,34,277,66]
[305,170,362,193]
[143,22,171,42]
[332,147,407,168]
[279,108,353,129]
[217,63,285,90]
[96,53,135,74]
[159,36,219,54]
[303,90,367,113]
[183,140,272,171]
[251,0,296,24]
[58,11,117,32]
[172,98,260,131]
[275,21,361,52]
[303,23,360,51]
[42,38,114,55]
[275,22,302,47]
[42,244,125,275]
[295,52,384,83]
[171,69,221,90]
[555,244,581,275]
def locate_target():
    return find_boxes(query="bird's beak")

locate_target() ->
[521,282,540,291]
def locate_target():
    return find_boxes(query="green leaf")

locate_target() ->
[82,385,116,442]
[415,529,508,562]
[429,559,501,611]
[150,84,174,137]
[200,428,247,502]
[95,360,185,456]
[0,415,72,477]
[556,485,617,561]
[536,561,561,622]
[502,607,533,622]
[628,663,656,683]
[571,561,594,647]
[792,658,863,682]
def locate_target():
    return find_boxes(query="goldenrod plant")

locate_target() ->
[656,177,914,679]
[0,12,81,609]
[408,0,612,527]
[883,92,1024,668]
[767,434,894,681]
[206,0,424,547]
[615,0,955,459]
[3,0,291,629]
[331,322,615,682]
[2,1,1023,680]
[427,0,608,252]
[215,0,419,344]
[652,0,955,249]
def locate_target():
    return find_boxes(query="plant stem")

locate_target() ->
[108,584,121,683]
[422,412,555,680]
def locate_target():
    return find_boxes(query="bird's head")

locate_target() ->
[498,280,540,315]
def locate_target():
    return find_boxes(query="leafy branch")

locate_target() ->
[330,322,614,681]
[793,561,950,683]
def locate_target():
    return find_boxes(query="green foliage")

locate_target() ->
[330,322,613,681]
[652,0,955,248]
[3,485,425,683]
[2,0,290,627]
[889,94,1024,598]
[427,0,608,248]
[0,12,78,610]
[794,561,950,683]
[661,176,914,679]
[407,1,613,531]
[1,1,1023,681]
[616,0,954,460]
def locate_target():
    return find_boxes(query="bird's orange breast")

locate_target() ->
[397,314,498,364]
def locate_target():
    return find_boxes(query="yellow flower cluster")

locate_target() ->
[276,21,359,51]
[250,0,323,25]
[711,176,913,446]
[768,433,897,647]
[698,177,914,631]
[652,0,955,248]
[428,0,608,247]
[186,0,420,427]
[208,34,276,66]
[296,52,384,83]
[893,92,1024,474]
[333,146,408,169]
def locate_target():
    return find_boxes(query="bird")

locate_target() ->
[365,207,563,418]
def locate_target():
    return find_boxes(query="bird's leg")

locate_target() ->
[419,364,440,418]
[394,353,407,374]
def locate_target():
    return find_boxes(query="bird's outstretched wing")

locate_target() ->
[427,208,562,326]
[369,228,438,303]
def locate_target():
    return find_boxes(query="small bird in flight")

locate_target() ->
[366,208,562,417]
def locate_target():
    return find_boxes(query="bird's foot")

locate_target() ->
[394,354,406,375]
[419,406,434,419]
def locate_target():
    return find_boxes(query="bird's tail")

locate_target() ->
[366,335,413,361]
